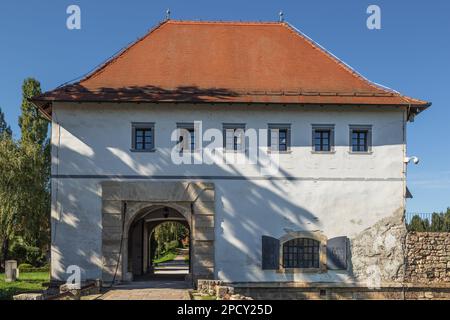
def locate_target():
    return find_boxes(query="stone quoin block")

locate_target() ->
[194,215,215,228]
[102,252,121,266]
[102,227,123,241]
[102,213,122,228]
[193,201,215,216]
[101,183,123,201]
[192,241,214,254]
[102,200,123,214]
[194,227,215,241]
[192,253,215,268]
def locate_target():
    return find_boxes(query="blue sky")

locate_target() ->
[0,1,448,213]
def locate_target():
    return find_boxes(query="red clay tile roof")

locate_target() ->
[32,20,430,119]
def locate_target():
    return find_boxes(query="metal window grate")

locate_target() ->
[282,238,320,268]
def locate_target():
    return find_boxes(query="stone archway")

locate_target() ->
[127,205,190,278]
[101,181,215,284]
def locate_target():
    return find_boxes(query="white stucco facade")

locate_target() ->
[50,102,407,283]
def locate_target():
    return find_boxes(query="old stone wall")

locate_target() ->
[405,232,450,284]
[350,208,407,284]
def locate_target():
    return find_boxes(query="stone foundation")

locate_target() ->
[230,283,450,300]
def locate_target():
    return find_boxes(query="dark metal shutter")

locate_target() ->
[261,236,280,270]
[326,236,348,270]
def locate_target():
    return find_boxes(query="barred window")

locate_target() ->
[282,238,320,268]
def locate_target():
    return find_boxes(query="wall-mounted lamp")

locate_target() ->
[404,156,420,165]
[163,207,169,219]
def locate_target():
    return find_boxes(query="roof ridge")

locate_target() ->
[166,19,283,26]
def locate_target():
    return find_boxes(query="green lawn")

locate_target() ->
[153,252,177,265]
[0,272,49,300]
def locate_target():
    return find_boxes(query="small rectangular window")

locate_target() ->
[268,124,291,152]
[223,124,246,152]
[349,125,372,153]
[278,129,288,152]
[177,123,196,153]
[312,125,334,152]
[132,123,155,152]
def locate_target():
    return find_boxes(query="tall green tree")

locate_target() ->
[19,78,47,146]
[153,222,189,258]
[17,78,51,254]
[0,113,14,267]
[0,107,12,138]
[444,208,450,232]
[0,136,23,267]
[430,212,444,232]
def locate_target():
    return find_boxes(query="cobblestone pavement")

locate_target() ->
[99,280,191,300]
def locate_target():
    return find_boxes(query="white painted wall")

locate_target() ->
[50,103,406,282]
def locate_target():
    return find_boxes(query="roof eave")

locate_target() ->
[407,101,431,120]
[29,96,431,122]
[28,97,53,121]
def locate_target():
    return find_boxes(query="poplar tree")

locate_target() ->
[17,78,51,254]
[0,129,22,267]
[19,78,47,146]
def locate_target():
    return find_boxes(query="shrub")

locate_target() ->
[18,263,33,270]
[19,266,49,273]
[9,239,46,266]
[408,215,429,232]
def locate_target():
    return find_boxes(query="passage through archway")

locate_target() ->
[101,181,215,284]
[128,206,191,280]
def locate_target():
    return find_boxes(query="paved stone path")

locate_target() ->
[98,280,191,300]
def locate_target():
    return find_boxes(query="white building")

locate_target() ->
[32,20,430,289]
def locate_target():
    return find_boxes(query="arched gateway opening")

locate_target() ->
[101,181,215,285]
[128,206,191,280]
